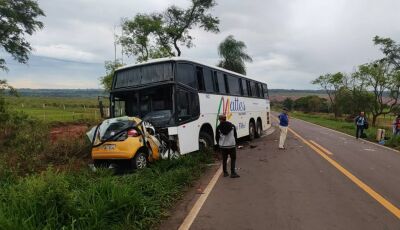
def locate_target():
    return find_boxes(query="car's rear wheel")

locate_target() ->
[199,132,213,151]
[132,152,147,169]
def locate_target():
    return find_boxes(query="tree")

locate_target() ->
[163,0,219,57]
[312,72,347,117]
[374,36,400,70]
[347,72,374,116]
[119,14,173,62]
[217,35,253,75]
[282,97,294,111]
[119,0,219,62]
[0,80,18,123]
[100,60,124,92]
[355,60,400,126]
[294,95,328,113]
[0,0,45,71]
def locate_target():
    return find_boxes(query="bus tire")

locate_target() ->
[255,120,262,138]
[131,151,147,170]
[249,121,256,141]
[199,131,213,151]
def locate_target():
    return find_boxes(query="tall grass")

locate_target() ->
[0,152,213,230]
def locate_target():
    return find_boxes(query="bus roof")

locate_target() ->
[116,57,267,85]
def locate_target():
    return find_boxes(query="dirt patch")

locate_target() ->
[50,124,89,142]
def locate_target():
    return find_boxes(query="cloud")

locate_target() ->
[2,0,400,89]
[34,44,100,63]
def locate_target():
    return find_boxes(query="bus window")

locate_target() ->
[203,68,214,93]
[213,71,219,92]
[242,79,249,96]
[196,66,205,91]
[217,72,227,94]
[262,83,269,99]
[250,81,258,97]
[247,80,252,96]
[177,89,200,122]
[227,75,241,95]
[256,83,262,98]
[176,63,196,89]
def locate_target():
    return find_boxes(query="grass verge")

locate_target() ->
[290,111,400,150]
[0,152,213,230]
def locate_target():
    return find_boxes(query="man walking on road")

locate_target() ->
[278,108,289,149]
[355,111,367,139]
[216,114,240,178]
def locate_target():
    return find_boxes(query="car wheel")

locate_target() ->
[93,159,109,168]
[249,121,256,141]
[199,132,213,151]
[132,152,147,169]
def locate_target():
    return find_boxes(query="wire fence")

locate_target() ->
[10,105,111,123]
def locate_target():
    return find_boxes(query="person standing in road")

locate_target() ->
[278,108,289,149]
[216,114,240,178]
[355,111,367,139]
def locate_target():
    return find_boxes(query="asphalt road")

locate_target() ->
[187,117,400,230]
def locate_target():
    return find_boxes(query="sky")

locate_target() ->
[1,0,400,89]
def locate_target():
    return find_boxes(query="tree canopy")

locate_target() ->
[119,0,219,62]
[0,0,45,71]
[217,35,252,75]
[312,72,346,117]
[374,36,400,70]
[100,60,124,92]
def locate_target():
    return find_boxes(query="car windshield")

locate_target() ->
[112,85,174,127]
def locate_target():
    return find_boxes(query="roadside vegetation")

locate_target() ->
[0,151,212,229]
[273,36,400,149]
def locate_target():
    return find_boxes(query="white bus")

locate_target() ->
[110,57,271,155]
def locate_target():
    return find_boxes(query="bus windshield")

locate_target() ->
[112,85,174,127]
[113,62,174,89]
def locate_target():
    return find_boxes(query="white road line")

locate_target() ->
[178,161,227,230]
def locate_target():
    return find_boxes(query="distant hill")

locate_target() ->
[14,89,107,98]
[269,89,327,102]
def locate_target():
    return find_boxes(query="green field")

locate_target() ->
[5,96,106,123]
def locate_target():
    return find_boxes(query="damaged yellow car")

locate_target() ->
[87,116,171,169]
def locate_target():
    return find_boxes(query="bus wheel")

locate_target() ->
[131,152,147,169]
[255,120,262,138]
[199,132,213,151]
[249,121,256,141]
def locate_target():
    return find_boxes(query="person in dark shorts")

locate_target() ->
[355,111,367,139]
[216,114,240,178]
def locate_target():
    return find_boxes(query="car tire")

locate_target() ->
[93,159,109,168]
[199,132,213,151]
[131,152,147,170]
[249,121,256,141]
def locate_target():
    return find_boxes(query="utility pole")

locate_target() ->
[114,25,117,64]
[121,25,124,65]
